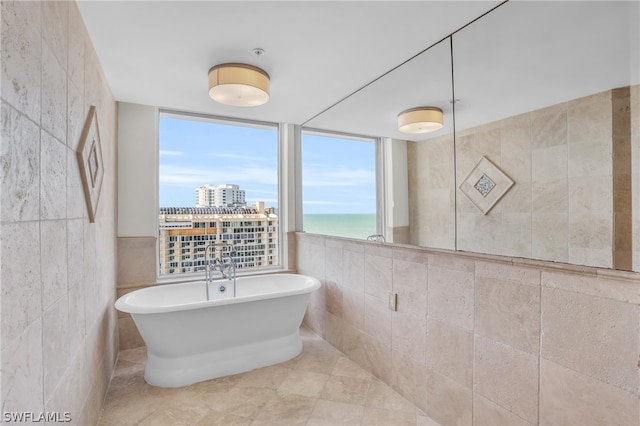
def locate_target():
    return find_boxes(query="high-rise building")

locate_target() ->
[195,183,246,208]
[158,202,278,275]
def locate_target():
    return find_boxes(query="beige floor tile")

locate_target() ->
[196,410,254,426]
[365,379,418,414]
[332,356,373,379]
[361,407,417,426]
[236,365,291,390]
[416,414,443,425]
[320,375,371,405]
[251,391,317,425]
[277,369,330,398]
[98,327,438,426]
[307,399,365,426]
[203,386,277,420]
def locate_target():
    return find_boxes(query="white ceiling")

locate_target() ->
[76,1,502,124]
[78,1,639,140]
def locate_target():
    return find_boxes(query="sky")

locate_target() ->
[159,115,376,214]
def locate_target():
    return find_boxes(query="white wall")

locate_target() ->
[117,102,158,237]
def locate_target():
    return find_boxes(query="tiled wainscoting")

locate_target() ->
[297,232,640,425]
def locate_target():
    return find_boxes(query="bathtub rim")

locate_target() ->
[115,273,321,315]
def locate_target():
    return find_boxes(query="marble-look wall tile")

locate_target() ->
[428,265,474,331]
[343,248,364,293]
[342,324,391,383]
[342,287,365,329]
[532,212,568,263]
[41,41,68,144]
[43,296,71,402]
[568,138,612,178]
[542,269,640,303]
[117,237,158,286]
[426,370,472,426]
[66,144,85,219]
[324,312,344,352]
[531,178,568,213]
[41,219,68,308]
[500,113,532,184]
[2,1,118,422]
[65,219,84,290]
[391,257,427,315]
[567,90,613,145]
[473,393,533,426]
[540,358,638,426]
[40,130,67,220]
[500,183,532,213]
[297,235,324,278]
[541,286,639,393]
[1,221,42,348]
[324,238,343,287]
[391,308,426,362]
[364,250,392,298]
[426,319,473,388]
[531,102,567,149]
[630,85,640,272]
[364,293,391,346]
[1,102,40,222]
[297,233,640,426]
[456,212,503,255]
[1,319,44,414]
[118,316,144,350]
[41,1,68,71]
[474,336,539,424]
[67,276,86,352]
[0,0,42,123]
[531,145,568,182]
[391,348,427,412]
[475,275,540,354]
[569,174,613,214]
[475,261,540,284]
[67,4,85,95]
[324,279,343,319]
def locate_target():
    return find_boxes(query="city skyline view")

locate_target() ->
[159,115,376,214]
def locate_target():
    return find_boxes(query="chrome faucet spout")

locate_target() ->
[204,242,237,298]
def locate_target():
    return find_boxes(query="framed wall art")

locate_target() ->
[77,105,104,223]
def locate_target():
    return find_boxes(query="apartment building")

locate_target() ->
[158,202,278,275]
[195,183,246,208]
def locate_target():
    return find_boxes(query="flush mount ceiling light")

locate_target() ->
[208,63,270,107]
[397,107,443,134]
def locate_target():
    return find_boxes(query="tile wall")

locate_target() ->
[632,85,640,272]
[298,232,640,425]
[409,87,638,271]
[1,1,118,423]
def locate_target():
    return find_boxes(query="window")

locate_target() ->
[301,130,378,240]
[158,112,279,276]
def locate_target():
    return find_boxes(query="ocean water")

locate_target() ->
[303,214,377,240]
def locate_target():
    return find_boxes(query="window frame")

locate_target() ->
[157,109,283,280]
[300,127,385,240]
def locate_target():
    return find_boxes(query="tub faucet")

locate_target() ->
[204,242,237,299]
[216,253,237,297]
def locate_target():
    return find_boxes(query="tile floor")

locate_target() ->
[98,326,440,425]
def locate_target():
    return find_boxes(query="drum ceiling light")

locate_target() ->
[208,63,270,107]
[397,107,443,134]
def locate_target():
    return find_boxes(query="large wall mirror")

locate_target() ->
[304,1,640,272]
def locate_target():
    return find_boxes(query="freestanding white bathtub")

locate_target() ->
[115,273,321,387]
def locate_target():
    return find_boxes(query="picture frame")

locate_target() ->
[459,156,514,215]
[77,105,104,223]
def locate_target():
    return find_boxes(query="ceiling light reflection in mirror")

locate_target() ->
[304,38,453,142]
